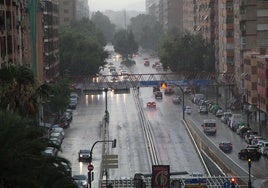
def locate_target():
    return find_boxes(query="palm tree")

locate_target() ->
[0,111,77,188]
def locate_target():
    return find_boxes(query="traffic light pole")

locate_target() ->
[248,158,252,188]
[88,139,116,188]
[175,85,185,120]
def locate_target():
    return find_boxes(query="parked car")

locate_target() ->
[183,87,192,95]
[260,141,268,156]
[147,102,156,108]
[50,127,65,138]
[78,150,91,162]
[43,147,57,157]
[50,132,64,142]
[63,111,72,123]
[238,148,261,161]
[229,114,243,130]
[215,109,224,117]
[192,93,205,104]
[73,174,88,188]
[221,112,232,124]
[198,105,208,114]
[219,141,233,153]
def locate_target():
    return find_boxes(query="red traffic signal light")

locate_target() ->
[230,177,236,188]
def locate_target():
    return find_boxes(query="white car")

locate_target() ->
[185,106,192,114]
[260,141,268,155]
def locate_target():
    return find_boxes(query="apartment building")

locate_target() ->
[217,0,235,76]
[182,0,196,33]
[42,0,60,83]
[59,0,76,27]
[195,0,217,43]
[234,0,268,94]
[243,49,268,137]
[76,0,89,20]
[0,0,30,68]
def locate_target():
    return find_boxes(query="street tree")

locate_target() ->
[0,110,77,188]
[158,31,215,73]
[112,29,138,60]
[91,11,116,42]
[129,14,163,50]
[59,18,108,77]
[0,65,41,117]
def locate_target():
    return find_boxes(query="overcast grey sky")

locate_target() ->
[89,0,145,12]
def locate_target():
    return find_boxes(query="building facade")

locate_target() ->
[59,0,76,27]
[0,0,30,68]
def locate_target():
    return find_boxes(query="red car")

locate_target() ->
[147,102,156,108]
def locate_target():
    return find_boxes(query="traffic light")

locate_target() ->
[230,177,236,188]
[160,82,167,89]
[112,139,117,148]
[248,158,251,168]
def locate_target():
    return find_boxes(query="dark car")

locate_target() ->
[73,174,88,188]
[78,150,91,162]
[238,148,261,161]
[153,86,160,93]
[155,91,163,99]
[164,87,174,95]
[219,141,233,153]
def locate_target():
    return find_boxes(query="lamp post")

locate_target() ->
[248,158,252,188]
[88,139,117,188]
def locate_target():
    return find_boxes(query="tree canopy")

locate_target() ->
[112,29,138,59]
[59,18,108,77]
[91,11,116,43]
[129,14,163,50]
[158,31,215,73]
[0,110,76,188]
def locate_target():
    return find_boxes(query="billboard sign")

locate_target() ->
[152,165,170,188]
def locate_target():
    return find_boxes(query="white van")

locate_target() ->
[229,114,243,129]
[202,119,217,135]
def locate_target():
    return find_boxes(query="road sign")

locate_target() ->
[88,164,94,171]
[102,154,118,169]
[223,181,230,188]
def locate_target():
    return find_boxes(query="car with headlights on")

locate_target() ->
[78,149,91,162]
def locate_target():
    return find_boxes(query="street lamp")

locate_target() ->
[88,139,117,188]
[248,158,252,188]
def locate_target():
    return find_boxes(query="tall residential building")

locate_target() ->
[182,0,196,33]
[163,0,182,31]
[234,0,268,94]
[59,0,76,27]
[217,0,235,76]
[195,0,217,43]
[0,0,30,68]
[42,0,60,82]
[76,0,89,20]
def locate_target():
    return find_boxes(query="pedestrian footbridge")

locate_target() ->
[70,73,222,92]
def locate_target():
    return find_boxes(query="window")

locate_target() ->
[257,24,268,31]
